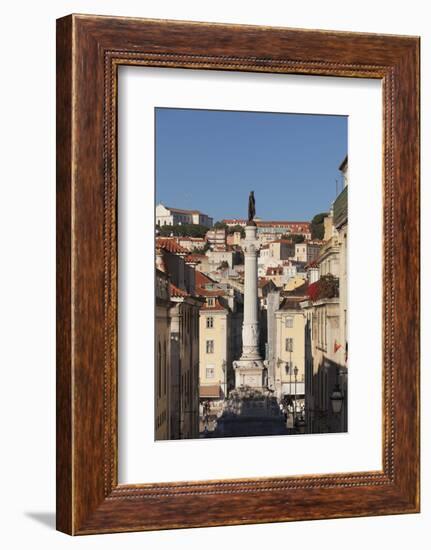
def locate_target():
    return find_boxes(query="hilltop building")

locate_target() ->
[221,219,311,240]
[156,203,213,227]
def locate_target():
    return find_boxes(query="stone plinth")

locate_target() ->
[233,359,265,388]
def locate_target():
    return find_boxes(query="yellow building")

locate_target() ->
[269,239,295,261]
[199,297,230,399]
[274,299,306,405]
[195,271,241,402]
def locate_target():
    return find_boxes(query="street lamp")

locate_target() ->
[330,383,343,414]
[289,350,293,399]
[222,360,227,399]
[293,366,298,422]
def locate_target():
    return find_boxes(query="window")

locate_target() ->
[206,340,214,354]
[285,338,293,352]
[207,297,214,307]
[206,366,215,379]
[285,316,294,328]
[206,316,214,328]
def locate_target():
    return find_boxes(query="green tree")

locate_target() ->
[213,221,227,229]
[310,212,328,240]
[157,223,208,238]
[282,233,305,244]
[190,242,210,254]
[227,224,245,238]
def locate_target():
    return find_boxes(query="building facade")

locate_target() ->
[196,272,242,402]
[155,238,202,440]
[206,228,227,247]
[301,156,348,434]
[156,203,213,227]
[294,241,322,263]
[221,218,311,240]
[274,299,306,405]
[155,268,171,440]
[171,236,206,251]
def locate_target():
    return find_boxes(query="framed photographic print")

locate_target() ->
[56,14,420,535]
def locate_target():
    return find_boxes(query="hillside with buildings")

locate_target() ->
[154,157,348,439]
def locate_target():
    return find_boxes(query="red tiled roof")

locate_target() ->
[195,270,216,287]
[222,219,310,229]
[195,270,225,298]
[196,286,225,297]
[185,254,203,264]
[270,239,294,245]
[173,236,205,243]
[257,221,310,228]
[169,283,188,298]
[156,238,188,255]
[201,297,227,311]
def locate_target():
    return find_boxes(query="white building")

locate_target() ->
[294,241,322,263]
[206,228,227,247]
[221,219,312,240]
[171,236,206,251]
[156,203,213,227]
[206,248,237,270]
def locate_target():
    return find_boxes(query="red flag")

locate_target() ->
[334,341,342,353]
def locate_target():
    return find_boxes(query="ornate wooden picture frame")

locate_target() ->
[56,14,420,535]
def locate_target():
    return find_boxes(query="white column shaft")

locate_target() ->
[241,225,261,359]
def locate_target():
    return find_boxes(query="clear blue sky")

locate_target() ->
[155,108,347,222]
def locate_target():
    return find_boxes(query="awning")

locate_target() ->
[200,385,221,399]
[281,382,305,396]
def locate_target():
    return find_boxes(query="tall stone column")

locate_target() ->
[233,223,266,389]
[241,224,261,359]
